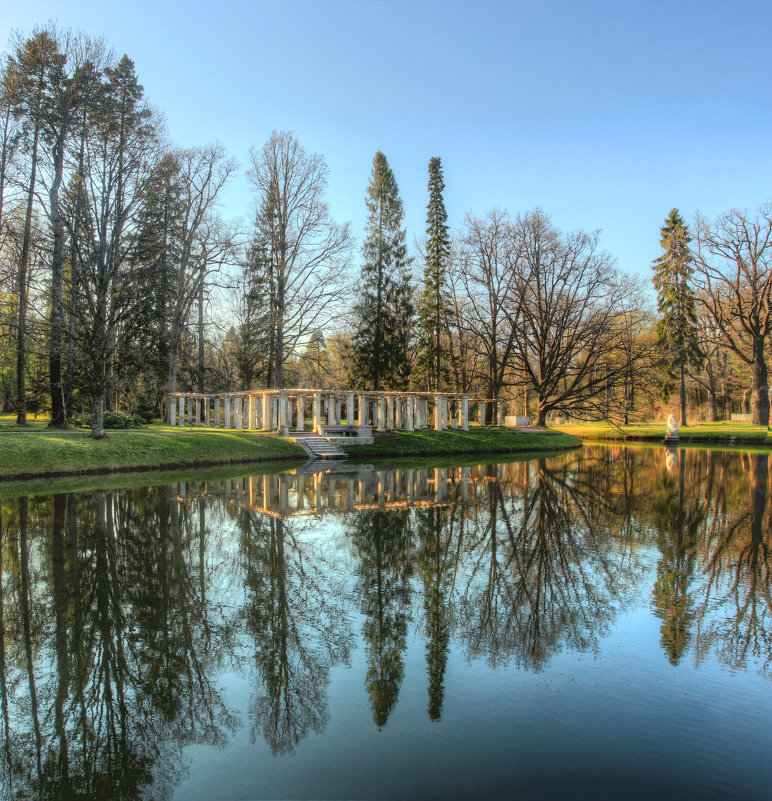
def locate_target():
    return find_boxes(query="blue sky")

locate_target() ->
[2,0,771,279]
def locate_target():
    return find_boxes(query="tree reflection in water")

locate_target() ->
[239,511,353,754]
[0,447,770,798]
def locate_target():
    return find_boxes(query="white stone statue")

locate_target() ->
[666,414,680,439]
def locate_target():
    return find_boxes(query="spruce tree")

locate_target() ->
[652,208,702,426]
[350,152,413,390]
[416,157,452,391]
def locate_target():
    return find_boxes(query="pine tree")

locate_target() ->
[416,157,452,391]
[652,208,702,426]
[350,151,413,390]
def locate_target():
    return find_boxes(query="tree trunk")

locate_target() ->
[197,279,205,393]
[16,124,40,425]
[49,131,68,428]
[750,337,770,427]
[679,361,688,427]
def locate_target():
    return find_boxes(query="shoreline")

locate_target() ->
[0,426,580,487]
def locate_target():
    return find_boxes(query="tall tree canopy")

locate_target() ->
[652,208,701,426]
[416,156,452,392]
[349,151,413,391]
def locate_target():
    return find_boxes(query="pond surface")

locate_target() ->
[0,445,771,800]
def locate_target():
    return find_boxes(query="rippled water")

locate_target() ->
[0,445,771,800]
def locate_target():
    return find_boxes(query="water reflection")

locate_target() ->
[0,448,769,798]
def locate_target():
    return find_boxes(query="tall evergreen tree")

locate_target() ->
[350,151,413,390]
[652,208,702,426]
[416,157,452,391]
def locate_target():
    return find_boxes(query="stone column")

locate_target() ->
[262,393,272,431]
[406,395,415,431]
[449,399,458,429]
[278,390,288,435]
[327,394,335,426]
[358,395,367,427]
[296,396,305,432]
[378,395,387,431]
[167,395,175,425]
[433,396,441,430]
[177,396,184,426]
[214,398,221,427]
[479,400,485,426]
[272,398,279,429]
[386,396,394,429]
[224,397,231,428]
[235,397,243,429]
[313,392,322,433]
[247,395,254,429]
[286,396,293,430]
[346,393,355,425]
[461,395,469,431]
[335,397,342,425]
[496,402,503,425]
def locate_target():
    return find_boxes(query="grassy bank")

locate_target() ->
[554,421,772,444]
[0,427,305,482]
[344,427,581,459]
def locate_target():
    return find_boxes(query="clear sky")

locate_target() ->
[2,0,771,280]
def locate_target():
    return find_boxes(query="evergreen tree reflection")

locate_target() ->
[650,450,702,665]
[352,510,413,728]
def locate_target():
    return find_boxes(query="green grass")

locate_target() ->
[343,426,581,459]
[0,427,306,482]
[0,459,302,499]
[554,420,772,444]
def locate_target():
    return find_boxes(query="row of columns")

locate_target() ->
[167,390,480,432]
[174,465,474,517]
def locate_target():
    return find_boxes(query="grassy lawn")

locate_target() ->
[344,426,581,459]
[554,421,772,444]
[0,427,305,482]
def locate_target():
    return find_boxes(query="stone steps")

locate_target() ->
[295,435,347,460]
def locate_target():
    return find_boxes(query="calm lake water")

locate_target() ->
[0,445,771,800]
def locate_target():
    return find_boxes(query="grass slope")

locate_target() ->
[344,427,580,459]
[0,428,305,482]
[555,421,772,444]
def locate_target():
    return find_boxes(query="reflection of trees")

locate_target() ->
[650,453,702,665]
[415,507,458,721]
[694,453,772,675]
[241,512,352,754]
[352,510,413,728]
[457,459,635,671]
[0,487,236,800]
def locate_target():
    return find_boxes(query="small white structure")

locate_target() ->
[665,414,680,442]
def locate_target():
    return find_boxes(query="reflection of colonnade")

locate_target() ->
[171,464,519,518]
[166,389,506,433]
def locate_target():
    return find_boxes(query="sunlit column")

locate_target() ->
[358,394,367,427]
[296,396,305,431]
[278,390,288,434]
[224,397,231,428]
[262,392,272,431]
[406,395,414,431]
[235,397,243,429]
[461,395,469,431]
[314,392,322,433]
[327,393,335,426]
[378,396,387,431]
[347,393,355,425]
[213,398,221,427]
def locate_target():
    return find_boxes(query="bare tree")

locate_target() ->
[693,205,772,427]
[455,209,520,412]
[508,209,640,426]
[247,130,352,387]
[163,144,238,395]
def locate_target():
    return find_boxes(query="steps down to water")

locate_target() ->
[293,435,347,460]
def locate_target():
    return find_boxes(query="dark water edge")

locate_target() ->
[0,445,770,800]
